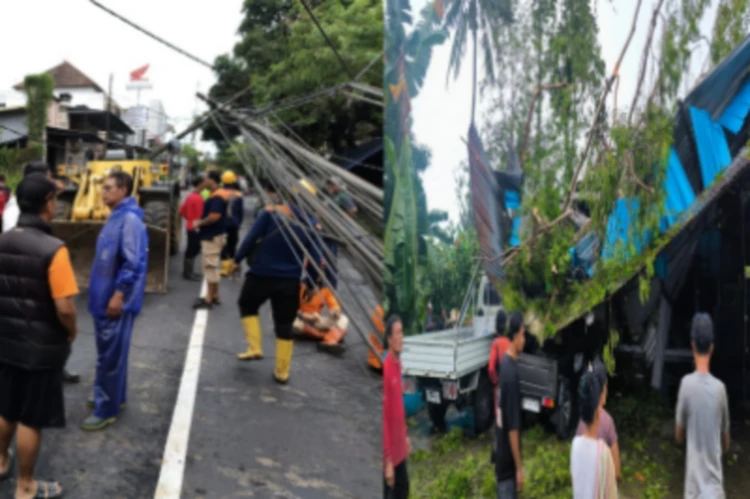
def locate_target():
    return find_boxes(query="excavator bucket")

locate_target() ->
[51,221,170,294]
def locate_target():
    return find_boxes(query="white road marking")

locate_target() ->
[154,278,208,498]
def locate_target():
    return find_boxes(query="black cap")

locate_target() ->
[207,170,221,184]
[23,160,50,178]
[508,311,525,339]
[17,173,59,214]
[691,312,714,354]
[495,309,508,336]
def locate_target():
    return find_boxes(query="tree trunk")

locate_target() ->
[471,26,478,124]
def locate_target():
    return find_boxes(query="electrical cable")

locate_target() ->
[210,114,382,356]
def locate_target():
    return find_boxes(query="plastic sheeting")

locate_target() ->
[718,81,750,134]
[601,198,652,263]
[690,106,732,188]
[662,147,696,229]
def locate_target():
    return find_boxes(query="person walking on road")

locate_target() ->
[0,173,78,499]
[575,359,622,481]
[495,312,526,498]
[675,313,730,498]
[1,161,80,385]
[570,368,618,498]
[383,315,410,499]
[82,172,148,431]
[230,181,321,384]
[0,174,10,234]
[179,176,204,281]
[220,171,244,277]
[193,170,228,309]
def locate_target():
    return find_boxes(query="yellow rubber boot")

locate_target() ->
[220,259,232,277]
[273,339,294,384]
[237,316,263,361]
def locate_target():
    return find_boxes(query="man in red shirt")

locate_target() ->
[179,177,204,281]
[383,315,410,498]
[489,309,509,465]
[0,175,10,234]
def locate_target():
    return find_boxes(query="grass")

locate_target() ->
[410,390,681,498]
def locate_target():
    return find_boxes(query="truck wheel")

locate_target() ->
[428,402,448,433]
[472,373,494,433]
[554,376,577,440]
[142,200,170,229]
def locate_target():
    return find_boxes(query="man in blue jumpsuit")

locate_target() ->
[81,171,148,431]
[231,181,322,384]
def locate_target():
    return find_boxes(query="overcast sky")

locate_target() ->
[0,0,244,154]
[412,0,717,224]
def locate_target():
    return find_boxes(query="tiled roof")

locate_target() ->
[13,61,103,92]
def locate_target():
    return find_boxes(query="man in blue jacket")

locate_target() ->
[220,171,244,277]
[81,171,148,431]
[231,181,321,384]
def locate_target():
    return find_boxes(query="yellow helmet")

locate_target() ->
[221,170,237,185]
[294,178,317,196]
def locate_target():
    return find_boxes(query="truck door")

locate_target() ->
[474,276,502,336]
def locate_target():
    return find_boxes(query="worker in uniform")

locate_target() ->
[292,268,348,355]
[82,171,148,431]
[220,171,245,277]
[193,171,229,309]
[231,181,321,384]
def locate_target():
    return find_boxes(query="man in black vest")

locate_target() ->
[3,161,81,385]
[0,173,78,499]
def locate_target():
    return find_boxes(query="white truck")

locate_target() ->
[401,274,583,438]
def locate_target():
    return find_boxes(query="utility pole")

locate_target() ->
[191,81,199,147]
[105,73,113,156]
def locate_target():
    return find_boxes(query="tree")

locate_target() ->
[482,0,750,340]
[203,0,382,154]
[23,73,54,161]
[215,140,255,175]
[384,0,448,334]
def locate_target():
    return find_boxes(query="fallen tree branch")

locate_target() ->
[628,0,667,126]
[482,208,574,266]
[562,0,644,213]
[520,81,570,167]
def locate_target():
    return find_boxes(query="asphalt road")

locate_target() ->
[0,197,381,498]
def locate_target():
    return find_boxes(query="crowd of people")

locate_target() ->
[0,161,360,498]
[0,162,147,498]
[382,306,732,499]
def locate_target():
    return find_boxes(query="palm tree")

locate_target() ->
[442,0,513,121]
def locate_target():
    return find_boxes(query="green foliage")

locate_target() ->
[181,143,206,170]
[711,0,750,65]
[0,149,22,189]
[423,226,479,315]
[487,0,717,340]
[204,0,382,153]
[23,73,54,161]
[215,140,254,175]
[384,0,448,334]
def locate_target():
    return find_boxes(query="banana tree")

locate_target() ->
[384,0,447,334]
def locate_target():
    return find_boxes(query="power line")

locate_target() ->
[298,0,355,80]
[89,1,215,70]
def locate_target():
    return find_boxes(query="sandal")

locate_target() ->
[17,480,64,499]
[192,298,213,310]
[0,449,14,481]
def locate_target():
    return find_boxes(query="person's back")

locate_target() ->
[570,436,617,498]
[677,371,728,498]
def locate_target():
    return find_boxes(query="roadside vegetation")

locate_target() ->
[409,390,682,498]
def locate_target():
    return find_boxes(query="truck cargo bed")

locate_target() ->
[401,327,495,379]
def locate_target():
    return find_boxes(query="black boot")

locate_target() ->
[63,369,80,384]
[184,257,201,281]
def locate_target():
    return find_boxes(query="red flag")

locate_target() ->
[130,64,150,81]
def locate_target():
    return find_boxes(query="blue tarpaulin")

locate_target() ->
[690,106,732,188]
[717,81,750,134]
[601,198,652,262]
[662,147,696,229]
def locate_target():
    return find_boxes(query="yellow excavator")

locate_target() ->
[52,159,180,293]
